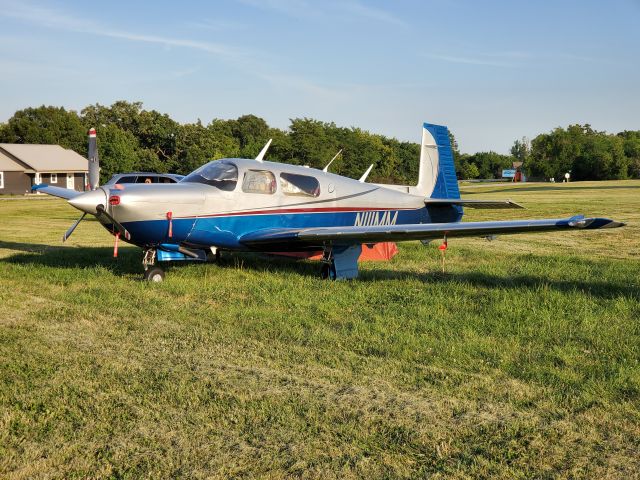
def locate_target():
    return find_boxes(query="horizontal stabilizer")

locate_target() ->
[239,215,624,250]
[425,198,524,209]
[32,184,82,200]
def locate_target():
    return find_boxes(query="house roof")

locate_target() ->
[0,144,88,172]
[0,148,31,171]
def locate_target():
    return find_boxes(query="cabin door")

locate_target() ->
[66,173,74,190]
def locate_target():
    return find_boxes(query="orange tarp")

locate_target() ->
[271,242,399,262]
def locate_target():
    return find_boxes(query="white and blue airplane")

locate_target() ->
[34,122,624,281]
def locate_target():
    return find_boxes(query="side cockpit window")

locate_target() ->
[280,173,320,197]
[181,161,238,191]
[242,170,276,194]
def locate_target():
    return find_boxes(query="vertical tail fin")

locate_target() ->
[415,122,460,199]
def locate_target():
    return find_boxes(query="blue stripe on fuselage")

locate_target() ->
[116,206,462,249]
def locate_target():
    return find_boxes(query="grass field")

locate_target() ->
[1,181,639,479]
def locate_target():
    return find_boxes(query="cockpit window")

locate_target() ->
[280,173,320,197]
[242,170,276,194]
[181,160,238,191]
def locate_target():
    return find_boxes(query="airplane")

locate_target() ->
[33,122,624,281]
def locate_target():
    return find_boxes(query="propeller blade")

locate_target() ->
[62,212,87,242]
[95,204,131,241]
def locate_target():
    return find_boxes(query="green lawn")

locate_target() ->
[1,181,639,479]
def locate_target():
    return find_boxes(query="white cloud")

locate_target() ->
[0,1,244,58]
[0,0,342,98]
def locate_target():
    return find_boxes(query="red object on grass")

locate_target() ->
[271,242,399,262]
[113,232,120,258]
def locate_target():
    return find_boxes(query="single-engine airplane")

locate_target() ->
[33,122,624,281]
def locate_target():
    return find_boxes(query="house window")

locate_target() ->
[35,172,41,184]
[0,172,4,189]
[242,170,276,194]
[280,173,320,197]
[50,173,57,183]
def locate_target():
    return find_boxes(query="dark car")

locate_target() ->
[105,172,184,185]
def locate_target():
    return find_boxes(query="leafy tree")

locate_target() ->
[0,106,86,155]
[3,101,638,183]
[96,125,139,183]
[510,137,530,163]
[82,101,144,133]
[230,114,271,158]
[464,151,513,179]
[527,125,632,180]
[458,154,480,179]
[289,118,339,169]
[618,131,640,178]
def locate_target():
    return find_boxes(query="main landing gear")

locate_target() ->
[319,244,361,280]
[142,248,164,282]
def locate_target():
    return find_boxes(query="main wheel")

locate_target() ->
[143,266,165,282]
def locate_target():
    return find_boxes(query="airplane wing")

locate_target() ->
[32,184,83,200]
[425,199,523,209]
[239,215,624,250]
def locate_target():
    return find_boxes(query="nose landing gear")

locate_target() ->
[142,248,164,282]
[143,265,165,282]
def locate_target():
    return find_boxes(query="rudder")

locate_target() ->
[416,122,460,199]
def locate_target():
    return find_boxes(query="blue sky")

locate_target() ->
[0,0,638,153]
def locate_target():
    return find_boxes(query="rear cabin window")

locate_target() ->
[242,170,276,194]
[280,173,320,197]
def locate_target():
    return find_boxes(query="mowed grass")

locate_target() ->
[0,181,639,479]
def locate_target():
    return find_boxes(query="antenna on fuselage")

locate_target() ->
[359,164,374,183]
[322,149,342,172]
[255,139,272,162]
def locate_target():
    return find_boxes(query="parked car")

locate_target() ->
[104,172,184,185]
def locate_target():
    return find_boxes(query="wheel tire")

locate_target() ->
[143,266,165,282]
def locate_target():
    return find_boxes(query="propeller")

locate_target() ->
[96,204,131,240]
[62,212,87,242]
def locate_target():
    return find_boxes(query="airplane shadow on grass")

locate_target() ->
[1,240,637,301]
[0,240,141,275]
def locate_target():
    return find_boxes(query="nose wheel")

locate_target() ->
[143,266,165,282]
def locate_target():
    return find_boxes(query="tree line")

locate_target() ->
[0,101,638,183]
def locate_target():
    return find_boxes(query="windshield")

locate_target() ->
[181,160,238,191]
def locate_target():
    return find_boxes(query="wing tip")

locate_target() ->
[569,216,625,229]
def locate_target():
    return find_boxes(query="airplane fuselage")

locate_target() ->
[79,158,462,251]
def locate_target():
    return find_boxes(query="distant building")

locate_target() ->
[0,144,88,195]
[512,161,525,182]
